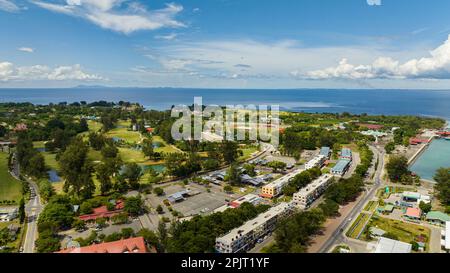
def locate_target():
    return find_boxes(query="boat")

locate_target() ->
[445,137,450,141]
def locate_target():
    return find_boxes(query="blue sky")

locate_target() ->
[1,0,450,88]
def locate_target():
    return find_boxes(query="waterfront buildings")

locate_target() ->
[292,174,334,209]
[305,154,327,170]
[260,168,304,198]
[214,194,263,213]
[215,202,292,253]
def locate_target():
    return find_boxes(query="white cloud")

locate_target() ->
[301,35,450,80]
[18,47,34,53]
[0,61,103,82]
[0,0,19,12]
[155,33,178,40]
[32,0,185,34]
[367,0,381,6]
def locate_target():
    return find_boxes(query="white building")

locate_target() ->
[293,174,334,209]
[441,221,450,253]
[0,207,18,222]
[213,194,263,213]
[261,168,304,198]
[215,202,292,253]
[305,154,326,170]
[374,237,412,253]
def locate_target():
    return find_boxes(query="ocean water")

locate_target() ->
[1,88,450,119]
[410,139,450,182]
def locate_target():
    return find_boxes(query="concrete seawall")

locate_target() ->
[407,135,436,166]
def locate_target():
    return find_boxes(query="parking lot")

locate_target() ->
[145,182,243,217]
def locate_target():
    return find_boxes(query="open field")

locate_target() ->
[118,147,147,163]
[0,153,22,203]
[366,216,430,247]
[152,135,180,154]
[106,127,142,144]
[238,146,259,161]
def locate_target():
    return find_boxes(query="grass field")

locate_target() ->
[152,135,181,154]
[346,213,370,239]
[106,127,142,144]
[0,153,22,203]
[367,216,430,246]
[238,146,259,161]
[364,201,378,212]
[118,147,147,163]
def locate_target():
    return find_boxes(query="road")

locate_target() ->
[22,177,43,253]
[318,145,385,253]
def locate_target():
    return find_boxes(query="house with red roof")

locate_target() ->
[57,237,149,253]
[409,138,430,145]
[404,207,421,221]
[79,200,125,221]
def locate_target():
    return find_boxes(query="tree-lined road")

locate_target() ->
[22,178,43,253]
[319,145,385,253]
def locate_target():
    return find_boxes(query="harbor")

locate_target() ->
[409,123,450,182]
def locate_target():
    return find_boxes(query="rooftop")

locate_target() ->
[57,237,148,253]
[331,159,351,172]
[426,211,450,222]
[375,237,412,253]
[405,207,421,218]
[294,174,333,197]
[216,202,291,244]
[340,148,352,158]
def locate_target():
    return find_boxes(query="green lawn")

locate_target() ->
[364,201,378,212]
[366,216,430,247]
[106,127,142,144]
[0,153,22,203]
[346,213,370,239]
[238,146,259,161]
[118,147,147,163]
[87,120,103,132]
[152,135,181,154]
[43,152,59,170]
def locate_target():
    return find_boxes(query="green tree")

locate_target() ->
[267,161,287,173]
[385,155,409,182]
[156,205,164,214]
[96,163,113,195]
[221,141,239,164]
[122,163,143,189]
[153,187,164,196]
[19,198,25,224]
[419,201,432,214]
[434,168,450,205]
[59,137,95,198]
[225,163,242,186]
[385,142,395,154]
[142,138,154,159]
[223,185,233,193]
[124,196,143,216]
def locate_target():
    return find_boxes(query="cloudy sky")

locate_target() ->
[1,0,450,88]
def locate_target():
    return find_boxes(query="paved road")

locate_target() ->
[22,177,43,253]
[319,145,384,253]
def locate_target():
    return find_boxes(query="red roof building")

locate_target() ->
[405,207,421,220]
[57,237,148,253]
[409,138,430,145]
[146,127,154,133]
[14,123,28,132]
[437,131,450,136]
[79,200,125,221]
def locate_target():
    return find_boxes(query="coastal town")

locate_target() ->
[0,102,449,254]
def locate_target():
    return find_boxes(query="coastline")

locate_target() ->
[409,121,450,183]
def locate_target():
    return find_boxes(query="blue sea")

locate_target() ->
[1,88,450,119]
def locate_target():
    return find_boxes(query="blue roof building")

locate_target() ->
[320,147,331,158]
[331,159,351,176]
[340,148,352,160]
